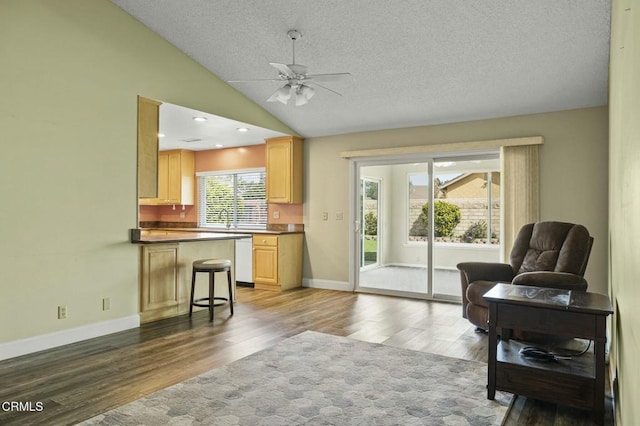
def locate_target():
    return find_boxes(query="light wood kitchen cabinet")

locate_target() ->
[253,234,303,291]
[139,149,195,206]
[137,96,161,199]
[139,244,180,323]
[265,136,303,204]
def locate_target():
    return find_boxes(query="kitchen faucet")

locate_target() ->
[219,208,231,229]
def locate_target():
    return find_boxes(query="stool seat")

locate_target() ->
[193,259,232,271]
[189,258,234,321]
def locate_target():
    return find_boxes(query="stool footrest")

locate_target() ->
[192,297,230,308]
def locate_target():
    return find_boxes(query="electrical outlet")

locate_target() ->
[322,212,328,221]
[102,297,111,311]
[335,211,344,220]
[273,211,280,219]
[58,305,67,319]
[179,212,186,219]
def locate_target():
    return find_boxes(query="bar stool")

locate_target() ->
[189,258,234,321]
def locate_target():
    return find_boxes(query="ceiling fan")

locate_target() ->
[227,30,351,106]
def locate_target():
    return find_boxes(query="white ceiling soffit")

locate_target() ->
[112,0,611,138]
[158,102,288,151]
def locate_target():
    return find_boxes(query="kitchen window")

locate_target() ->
[197,168,267,229]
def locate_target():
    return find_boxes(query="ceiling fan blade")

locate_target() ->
[308,81,343,96]
[288,64,308,75]
[306,72,352,82]
[269,62,295,78]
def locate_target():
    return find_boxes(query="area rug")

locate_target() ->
[81,331,511,425]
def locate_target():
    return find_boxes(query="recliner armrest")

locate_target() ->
[457,262,515,284]
[512,271,588,291]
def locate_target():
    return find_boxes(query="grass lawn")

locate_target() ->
[364,238,377,263]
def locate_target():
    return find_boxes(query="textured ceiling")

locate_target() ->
[111,0,611,138]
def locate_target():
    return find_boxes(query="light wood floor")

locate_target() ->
[0,287,612,425]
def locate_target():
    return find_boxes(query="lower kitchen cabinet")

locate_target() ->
[253,234,303,291]
[139,244,180,323]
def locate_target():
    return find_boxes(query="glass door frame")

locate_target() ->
[360,176,382,271]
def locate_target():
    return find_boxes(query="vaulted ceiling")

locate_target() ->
[111,0,611,139]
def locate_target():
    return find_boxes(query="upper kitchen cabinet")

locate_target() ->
[266,136,303,204]
[137,96,161,199]
[139,149,195,206]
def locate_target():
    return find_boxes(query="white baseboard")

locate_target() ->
[303,278,352,292]
[0,315,140,361]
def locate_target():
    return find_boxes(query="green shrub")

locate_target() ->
[420,200,461,237]
[364,212,378,235]
[463,220,487,242]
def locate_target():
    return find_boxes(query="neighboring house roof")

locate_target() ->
[438,173,471,191]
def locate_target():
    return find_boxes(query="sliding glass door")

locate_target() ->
[353,153,500,301]
[357,162,430,296]
[432,157,501,299]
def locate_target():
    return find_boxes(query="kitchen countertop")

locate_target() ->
[158,227,305,235]
[131,225,304,244]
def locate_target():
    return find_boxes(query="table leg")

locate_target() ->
[487,303,497,400]
[593,317,607,425]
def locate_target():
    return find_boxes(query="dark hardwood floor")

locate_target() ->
[0,287,612,425]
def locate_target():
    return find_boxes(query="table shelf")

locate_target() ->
[497,340,595,379]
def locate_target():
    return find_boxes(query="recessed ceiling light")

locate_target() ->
[158,133,165,138]
[236,127,249,132]
[215,144,224,148]
[192,116,207,122]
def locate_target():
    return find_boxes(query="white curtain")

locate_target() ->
[500,144,540,260]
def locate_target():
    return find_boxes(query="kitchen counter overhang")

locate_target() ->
[131,229,252,244]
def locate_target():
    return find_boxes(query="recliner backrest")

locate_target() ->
[509,222,592,276]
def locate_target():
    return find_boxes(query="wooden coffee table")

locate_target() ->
[483,283,612,425]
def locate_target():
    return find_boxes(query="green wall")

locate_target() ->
[609,0,640,424]
[0,0,294,343]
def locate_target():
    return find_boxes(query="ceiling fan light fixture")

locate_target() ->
[300,84,315,100]
[295,84,315,106]
[267,84,292,104]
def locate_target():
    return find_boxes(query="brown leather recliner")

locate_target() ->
[457,221,593,331]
